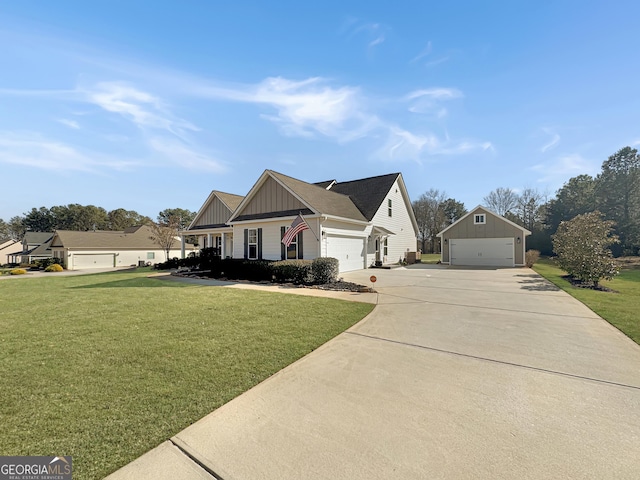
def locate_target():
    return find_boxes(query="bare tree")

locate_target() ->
[412,189,447,253]
[512,188,546,230]
[149,215,182,261]
[483,187,519,216]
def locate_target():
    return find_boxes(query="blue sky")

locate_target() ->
[1,1,639,221]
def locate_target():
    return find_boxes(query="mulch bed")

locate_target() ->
[171,270,374,293]
[563,275,618,293]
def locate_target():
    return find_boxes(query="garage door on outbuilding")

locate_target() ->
[72,253,115,269]
[326,235,365,272]
[437,206,531,267]
[450,238,514,267]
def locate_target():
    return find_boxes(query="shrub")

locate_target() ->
[272,260,313,284]
[312,257,339,284]
[552,211,620,286]
[525,249,540,268]
[45,264,64,272]
[37,257,62,268]
[10,268,27,275]
[210,259,273,281]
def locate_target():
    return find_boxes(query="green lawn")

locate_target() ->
[533,259,640,344]
[420,253,441,264]
[0,269,373,479]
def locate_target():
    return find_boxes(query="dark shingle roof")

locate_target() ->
[268,171,368,222]
[52,226,194,250]
[328,173,400,221]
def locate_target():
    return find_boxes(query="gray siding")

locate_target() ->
[193,197,232,227]
[240,177,306,215]
[442,208,526,265]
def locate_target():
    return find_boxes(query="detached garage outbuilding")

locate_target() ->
[437,206,531,267]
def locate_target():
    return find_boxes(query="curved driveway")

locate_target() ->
[108,266,640,480]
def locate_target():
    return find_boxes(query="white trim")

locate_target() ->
[474,213,486,224]
[437,205,532,237]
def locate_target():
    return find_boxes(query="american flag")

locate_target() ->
[282,214,310,247]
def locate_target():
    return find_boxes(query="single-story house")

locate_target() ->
[8,232,54,264]
[437,205,531,267]
[0,238,23,265]
[182,170,419,273]
[50,225,197,270]
[186,190,244,258]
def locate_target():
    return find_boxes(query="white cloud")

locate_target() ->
[377,126,492,162]
[0,131,138,172]
[632,138,640,146]
[84,82,199,137]
[147,137,226,173]
[405,88,463,115]
[369,35,385,48]
[531,153,599,183]
[57,118,80,129]
[341,19,388,51]
[540,128,560,153]
[411,42,432,63]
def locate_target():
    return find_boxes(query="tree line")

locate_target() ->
[0,205,196,241]
[413,146,639,257]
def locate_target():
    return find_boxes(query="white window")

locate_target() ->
[474,214,486,224]
[248,229,258,259]
[383,237,388,256]
[147,252,155,259]
[388,199,392,217]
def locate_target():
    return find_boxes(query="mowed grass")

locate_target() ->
[420,253,441,264]
[0,269,373,479]
[533,259,640,344]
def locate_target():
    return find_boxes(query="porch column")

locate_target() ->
[221,233,226,258]
[207,233,212,250]
[180,235,185,259]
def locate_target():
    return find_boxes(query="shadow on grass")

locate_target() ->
[71,277,192,289]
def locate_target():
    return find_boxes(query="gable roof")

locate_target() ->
[231,170,368,223]
[437,205,532,237]
[327,173,400,221]
[189,190,244,229]
[52,225,193,250]
[23,232,54,245]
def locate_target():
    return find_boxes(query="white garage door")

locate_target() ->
[450,238,514,267]
[326,235,365,272]
[73,254,115,269]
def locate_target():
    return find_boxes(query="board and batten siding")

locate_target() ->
[368,178,418,264]
[193,196,232,227]
[441,208,526,265]
[239,177,306,216]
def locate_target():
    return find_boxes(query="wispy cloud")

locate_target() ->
[411,42,432,63]
[0,131,138,172]
[531,153,599,183]
[57,118,80,129]
[147,137,226,172]
[540,128,560,153]
[632,138,640,146]
[377,126,492,163]
[341,19,388,51]
[405,88,463,115]
[84,81,199,137]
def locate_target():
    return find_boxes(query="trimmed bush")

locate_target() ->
[312,257,339,284]
[272,260,313,284]
[212,259,273,281]
[525,249,540,268]
[45,264,64,272]
[10,268,27,275]
[37,257,62,268]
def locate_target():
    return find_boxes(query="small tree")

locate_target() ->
[149,215,182,261]
[552,211,620,287]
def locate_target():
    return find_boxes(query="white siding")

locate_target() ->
[232,220,320,261]
[369,178,418,264]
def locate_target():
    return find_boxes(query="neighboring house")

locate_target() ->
[50,225,197,270]
[7,232,54,264]
[0,238,23,265]
[183,170,419,273]
[437,205,531,267]
[186,190,244,258]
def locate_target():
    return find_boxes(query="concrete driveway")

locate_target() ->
[107,266,640,480]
